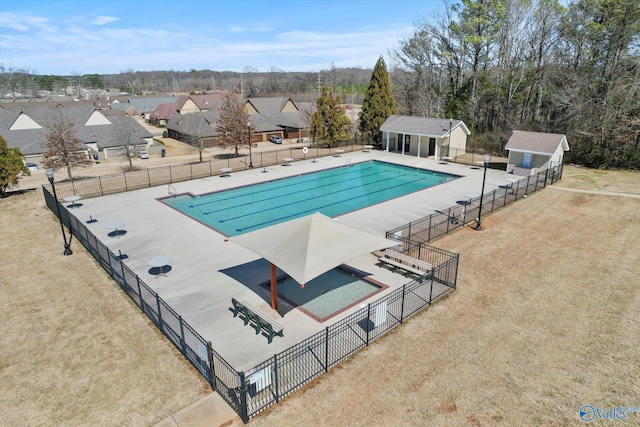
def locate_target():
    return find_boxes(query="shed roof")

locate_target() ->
[505,130,569,154]
[380,115,470,137]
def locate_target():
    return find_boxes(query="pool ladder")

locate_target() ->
[168,184,177,197]
[345,158,353,167]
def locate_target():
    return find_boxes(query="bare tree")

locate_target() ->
[181,113,215,162]
[216,94,250,156]
[42,110,93,179]
[110,116,147,170]
[0,64,20,98]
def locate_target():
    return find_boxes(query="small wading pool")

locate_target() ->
[266,266,387,322]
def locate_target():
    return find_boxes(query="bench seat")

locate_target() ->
[378,250,432,277]
[231,298,284,344]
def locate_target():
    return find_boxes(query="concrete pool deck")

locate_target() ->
[70,151,518,371]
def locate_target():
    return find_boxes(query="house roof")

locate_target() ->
[0,106,152,155]
[380,115,471,137]
[246,97,294,114]
[175,93,227,112]
[166,113,218,138]
[110,96,178,114]
[248,113,284,133]
[150,103,178,121]
[505,130,569,154]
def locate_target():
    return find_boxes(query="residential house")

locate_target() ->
[0,105,153,164]
[165,96,312,146]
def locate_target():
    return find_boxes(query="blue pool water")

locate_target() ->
[162,160,458,236]
[275,268,383,321]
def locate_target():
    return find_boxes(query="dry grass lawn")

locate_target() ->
[0,190,210,427]
[1,165,639,426]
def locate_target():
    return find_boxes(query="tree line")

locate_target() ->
[391,0,639,169]
[2,0,638,169]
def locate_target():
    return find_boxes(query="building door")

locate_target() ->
[428,138,436,156]
[523,153,532,168]
[397,134,403,151]
[404,135,411,152]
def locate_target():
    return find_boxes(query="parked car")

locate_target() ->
[269,136,283,144]
[138,150,149,159]
[26,162,38,171]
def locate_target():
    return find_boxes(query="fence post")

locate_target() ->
[324,326,329,372]
[137,276,144,312]
[238,371,249,424]
[120,261,126,291]
[453,254,460,288]
[207,341,216,391]
[400,284,406,324]
[156,293,163,329]
[123,172,128,191]
[407,222,412,241]
[273,354,280,402]
[98,176,104,196]
[491,189,496,213]
[169,165,173,183]
[366,303,371,345]
[179,315,187,355]
[525,175,531,196]
[428,215,432,243]
[543,168,549,187]
[190,163,193,180]
[428,275,434,305]
[209,159,213,176]
[446,207,451,234]
[147,169,151,187]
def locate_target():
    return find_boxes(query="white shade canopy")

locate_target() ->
[229,212,398,285]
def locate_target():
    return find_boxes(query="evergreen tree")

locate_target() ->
[42,110,92,180]
[216,93,251,157]
[359,56,397,145]
[311,86,351,147]
[0,134,29,197]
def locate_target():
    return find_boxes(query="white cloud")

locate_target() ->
[91,16,119,26]
[228,24,273,33]
[0,12,55,32]
[0,9,410,74]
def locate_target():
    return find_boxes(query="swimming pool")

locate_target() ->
[162,160,458,236]
[269,267,386,322]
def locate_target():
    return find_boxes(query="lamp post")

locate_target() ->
[447,117,452,159]
[247,121,253,168]
[45,169,73,255]
[474,154,491,230]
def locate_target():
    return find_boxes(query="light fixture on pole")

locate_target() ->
[45,169,73,255]
[247,121,253,168]
[447,117,453,160]
[474,154,491,230]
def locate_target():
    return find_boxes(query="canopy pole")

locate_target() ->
[270,263,278,310]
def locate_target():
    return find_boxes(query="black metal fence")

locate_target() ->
[387,163,564,243]
[42,183,459,423]
[42,186,244,416]
[44,144,367,200]
[240,260,457,420]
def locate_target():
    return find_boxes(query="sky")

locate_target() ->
[0,0,445,75]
